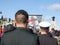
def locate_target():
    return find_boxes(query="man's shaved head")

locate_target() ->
[15,10,28,24]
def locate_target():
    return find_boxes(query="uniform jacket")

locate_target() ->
[1,27,39,45]
[39,34,58,45]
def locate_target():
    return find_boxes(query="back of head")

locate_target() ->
[15,10,28,24]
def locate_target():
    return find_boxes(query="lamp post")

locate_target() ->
[0,11,2,26]
[52,16,55,21]
[0,11,2,14]
[52,16,56,30]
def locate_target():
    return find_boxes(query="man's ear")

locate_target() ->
[27,20,28,23]
[13,20,16,26]
[13,19,16,23]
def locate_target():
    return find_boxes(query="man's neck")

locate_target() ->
[40,31,47,35]
[16,24,27,28]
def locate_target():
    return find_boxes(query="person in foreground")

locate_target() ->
[38,21,58,45]
[1,10,39,45]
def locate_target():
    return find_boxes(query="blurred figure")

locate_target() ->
[4,24,16,33]
[38,21,58,45]
[0,26,2,44]
[1,10,39,45]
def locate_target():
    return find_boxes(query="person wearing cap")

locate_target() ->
[1,10,39,45]
[38,21,58,45]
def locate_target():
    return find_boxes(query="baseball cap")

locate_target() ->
[39,21,51,27]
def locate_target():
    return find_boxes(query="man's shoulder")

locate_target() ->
[53,37,58,42]
[48,36,58,43]
[26,28,38,38]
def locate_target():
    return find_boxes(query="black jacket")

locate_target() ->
[39,34,58,45]
[1,27,39,45]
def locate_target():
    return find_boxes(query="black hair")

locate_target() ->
[15,10,28,20]
[40,26,49,32]
[15,10,28,24]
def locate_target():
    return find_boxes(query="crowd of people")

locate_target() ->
[0,9,59,45]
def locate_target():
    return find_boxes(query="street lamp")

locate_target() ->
[0,11,2,14]
[52,16,55,21]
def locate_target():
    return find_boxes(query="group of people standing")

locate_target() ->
[1,9,58,45]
